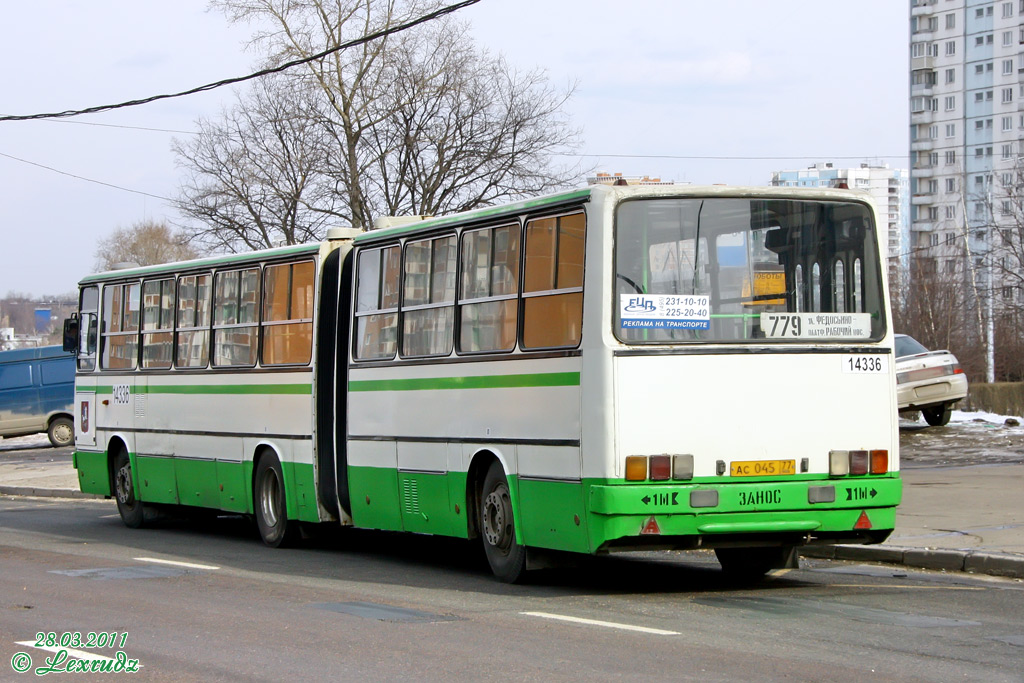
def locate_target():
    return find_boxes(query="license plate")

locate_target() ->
[730,460,796,477]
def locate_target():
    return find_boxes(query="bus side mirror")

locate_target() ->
[62,315,79,354]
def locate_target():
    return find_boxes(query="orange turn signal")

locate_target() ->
[870,450,888,474]
[625,456,647,481]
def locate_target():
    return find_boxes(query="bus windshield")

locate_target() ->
[614,197,886,343]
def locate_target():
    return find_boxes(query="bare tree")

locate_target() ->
[94,219,199,272]
[175,0,583,245]
[892,255,985,378]
[361,22,581,217]
[174,75,337,252]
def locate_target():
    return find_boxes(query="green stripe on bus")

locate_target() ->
[348,371,581,392]
[85,384,312,395]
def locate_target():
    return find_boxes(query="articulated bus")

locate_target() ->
[64,184,900,581]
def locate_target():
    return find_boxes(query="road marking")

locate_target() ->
[828,583,985,591]
[134,557,220,570]
[521,611,679,635]
[15,642,116,661]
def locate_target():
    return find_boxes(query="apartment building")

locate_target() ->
[770,162,910,284]
[909,0,1023,292]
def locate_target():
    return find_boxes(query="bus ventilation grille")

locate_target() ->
[402,478,421,515]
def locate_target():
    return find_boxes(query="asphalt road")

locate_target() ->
[2,495,1024,682]
[2,422,1023,681]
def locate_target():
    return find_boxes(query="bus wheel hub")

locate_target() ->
[483,490,510,549]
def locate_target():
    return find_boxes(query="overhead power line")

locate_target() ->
[0,150,171,201]
[575,153,911,161]
[41,119,197,135]
[0,0,481,123]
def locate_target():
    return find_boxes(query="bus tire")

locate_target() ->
[479,460,527,583]
[47,416,74,448]
[254,455,299,548]
[113,449,147,528]
[715,546,796,581]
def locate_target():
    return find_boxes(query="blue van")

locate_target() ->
[0,345,75,447]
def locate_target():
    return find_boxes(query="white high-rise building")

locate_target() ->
[770,162,910,284]
[909,0,1021,283]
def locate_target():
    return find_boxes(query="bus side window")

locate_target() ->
[458,224,520,353]
[522,212,585,349]
[101,283,140,370]
[141,278,175,369]
[402,235,457,357]
[213,268,260,367]
[262,261,315,365]
[354,246,400,360]
[176,274,212,368]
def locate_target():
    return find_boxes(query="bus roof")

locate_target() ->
[77,184,875,286]
[354,188,593,243]
[353,184,876,244]
[79,242,323,285]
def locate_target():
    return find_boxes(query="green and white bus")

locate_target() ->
[65,184,901,581]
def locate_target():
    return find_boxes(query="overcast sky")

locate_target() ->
[0,0,908,298]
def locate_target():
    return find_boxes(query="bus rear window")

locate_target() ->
[614,198,885,344]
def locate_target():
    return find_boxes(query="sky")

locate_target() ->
[0,0,909,298]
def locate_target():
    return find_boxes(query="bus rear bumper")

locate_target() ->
[587,476,900,553]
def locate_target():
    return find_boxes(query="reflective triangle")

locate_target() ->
[640,516,661,535]
[854,511,872,530]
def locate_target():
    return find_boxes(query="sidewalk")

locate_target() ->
[1,439,1022,579]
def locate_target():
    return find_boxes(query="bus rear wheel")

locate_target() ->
[479,460,526,583]
[113,449,147,528]
[715,546,797,581]
[254,455,298,548]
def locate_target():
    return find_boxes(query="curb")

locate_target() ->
[801,544,1024,580]
[0,486,102,500]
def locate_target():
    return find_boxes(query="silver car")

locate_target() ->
[895,334,969,426]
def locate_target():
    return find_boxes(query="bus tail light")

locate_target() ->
[625,456,647,481]
[649,455,671,481]
[849,450,869,475]
[672,454,694,480]
[829,450,849,476]
[830,449,889,476]
[870,450,888,474]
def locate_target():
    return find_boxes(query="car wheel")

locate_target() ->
[922,403,952,427]
[47,416,74,448]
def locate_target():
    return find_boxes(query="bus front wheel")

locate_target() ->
[479,460,526,583]
[254,455,298,548]
[113,450,147,528]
